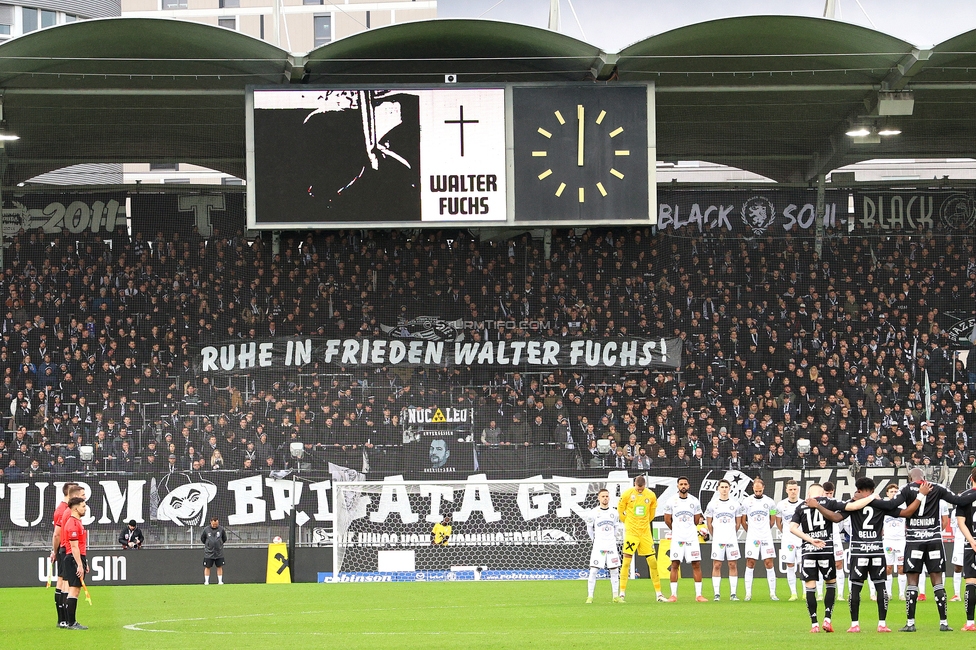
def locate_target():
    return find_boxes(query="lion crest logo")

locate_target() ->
[740,196,777,235]
[939,193,976,231]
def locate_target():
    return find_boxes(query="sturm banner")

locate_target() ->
[3,466,962,535]
[853,189,976,233]
[194,336,683,377]
[0,472,337,533]
[656,189,844,235]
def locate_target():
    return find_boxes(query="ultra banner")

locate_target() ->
[656,189,844,235]
[195,336,682,376]
[853,189,976,232]
[1,465,967,536]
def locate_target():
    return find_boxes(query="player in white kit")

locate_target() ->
[705,478,743,600]
[584,488,622,603]
[742,476,778,601]
[663,476,706,602]
[944,501,965,601]
[775,479,803,601]
[881,483,908,601]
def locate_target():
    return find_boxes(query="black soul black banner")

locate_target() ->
[656,189,845,235]
[853,190,976,233]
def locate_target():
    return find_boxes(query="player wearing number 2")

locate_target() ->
[585,488,623,603]
[807,477,928,633]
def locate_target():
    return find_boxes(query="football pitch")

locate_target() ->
[1,579,965,649]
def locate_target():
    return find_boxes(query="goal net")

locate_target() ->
[332,473,641,580]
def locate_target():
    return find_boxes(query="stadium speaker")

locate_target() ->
[795,438,811,455]
[289,442,304,460]
[596,439,611,454]
[79,446,94,462]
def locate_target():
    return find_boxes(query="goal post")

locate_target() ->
[331,472,671,581]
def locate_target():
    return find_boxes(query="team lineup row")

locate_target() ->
[586,470,976,633]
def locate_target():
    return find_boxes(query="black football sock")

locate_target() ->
[875,582,888,621]
[824,583,837,619]
[906,585,919,622]
[966,583,976,621]
[66,596,78,626]
[55,589,63,624]
[806,587,818,624]
[934,583,948,622]
[849,581,862,622]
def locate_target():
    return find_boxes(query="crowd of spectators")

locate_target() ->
[0,225,974,480]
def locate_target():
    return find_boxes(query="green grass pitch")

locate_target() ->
[1,579,965,649]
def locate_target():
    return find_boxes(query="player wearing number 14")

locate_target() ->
[585,489,623,603]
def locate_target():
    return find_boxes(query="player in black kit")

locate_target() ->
[808,477,929,633]
[791,484,874,633]
[952,468,976,631]
[891,467,974,632]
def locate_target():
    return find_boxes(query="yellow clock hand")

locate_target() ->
[577,104,584,167]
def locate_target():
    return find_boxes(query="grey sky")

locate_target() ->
[438,0,976,51]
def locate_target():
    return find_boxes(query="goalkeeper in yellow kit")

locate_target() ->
[617,475,664,602]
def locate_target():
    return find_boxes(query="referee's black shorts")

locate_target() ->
[55,547,66,579]
[62,554,87,589]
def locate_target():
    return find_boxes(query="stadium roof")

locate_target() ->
[1,15,975,185]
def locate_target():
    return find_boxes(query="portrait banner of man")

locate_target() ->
[402,430,474,475]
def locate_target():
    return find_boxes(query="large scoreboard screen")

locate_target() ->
[246,84,655,229]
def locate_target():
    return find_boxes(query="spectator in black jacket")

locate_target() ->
[119,520,144,549]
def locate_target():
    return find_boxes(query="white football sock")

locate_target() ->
[695,581,703,597]
[729,575,738,596]
[767,574,777,597]
[670,581,678,597]
[610,569,620,598]
[712,576,721,596]
[745,567,754,596]
[588,568,598,598]
[786,567,797,596]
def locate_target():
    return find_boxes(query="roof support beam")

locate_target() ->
[591,52,618,81]
[881,48,931,91]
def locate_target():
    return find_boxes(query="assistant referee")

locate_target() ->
[61,496,89,631]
